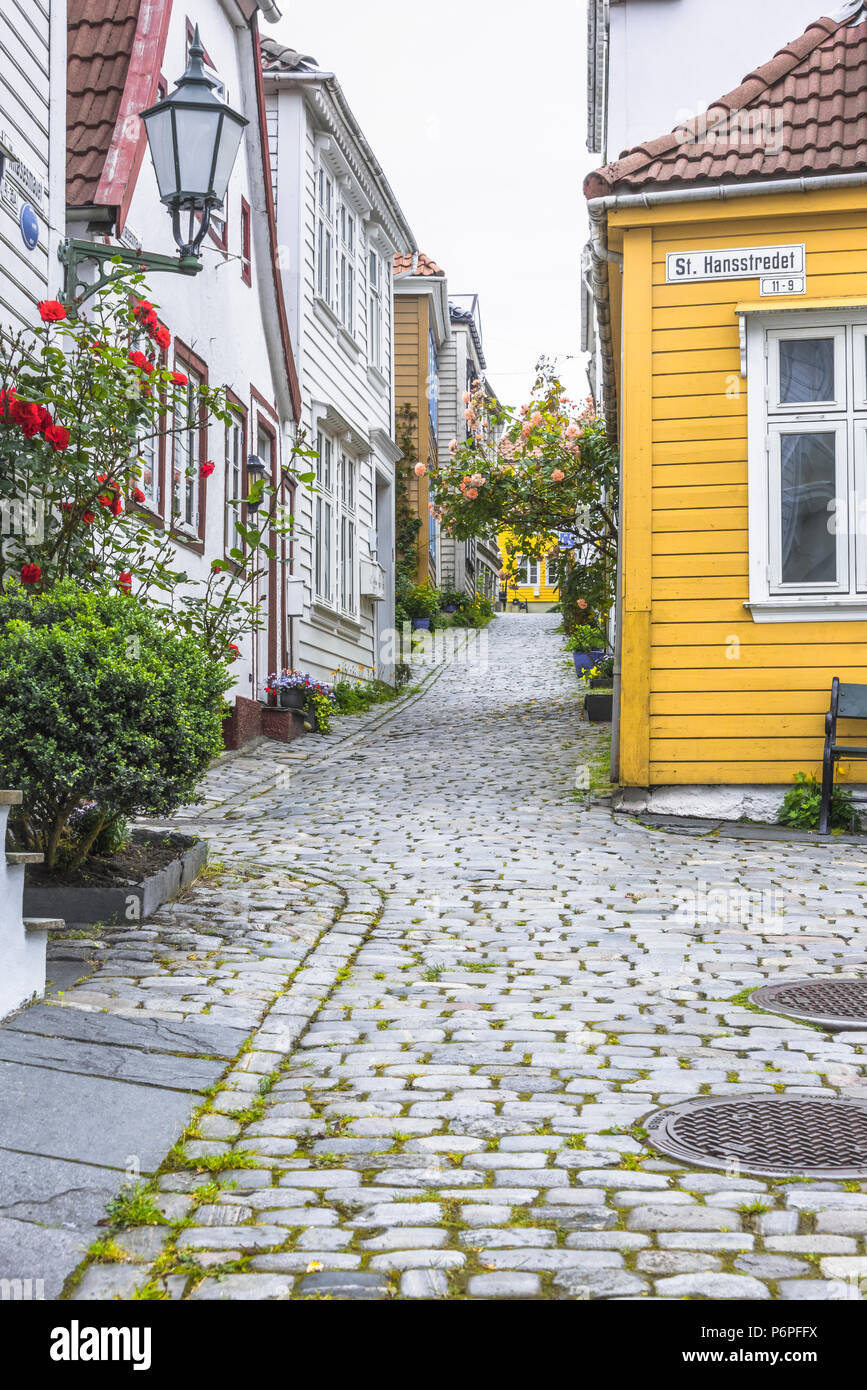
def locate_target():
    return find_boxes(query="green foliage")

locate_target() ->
[0,271,318,658]
[309,689,333,734]
[332,677,399,715]
[71,804,129,857]
[778,771,860,832]
[402,581,442,624]
[104,1182,168,1229]
[394,402,423,589]
[565,625,606,651]
[0,582,229,868]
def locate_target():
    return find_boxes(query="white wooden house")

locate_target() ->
[262,39,416,684]
[65,0,300,713]
[0,0,66,330]
[438,294,500,599]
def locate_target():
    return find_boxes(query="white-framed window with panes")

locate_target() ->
[368,249,383,370]
[313,428,358,615]
[745,309,867,621]
[137,432,159,512]
[316,166,336,310]
[517,556,539,587]
[225,409,246,558]
[171,366,203,535]
[339,203,356,335]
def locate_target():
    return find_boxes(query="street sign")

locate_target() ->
[666,243,805,285]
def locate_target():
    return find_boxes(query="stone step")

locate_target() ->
[6,852,44,865]
[0,790,23,805]
[23,918,65,934]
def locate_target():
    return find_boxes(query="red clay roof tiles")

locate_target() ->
[394,250,445,277]
[584,14,867,198]
[67,0,142,208]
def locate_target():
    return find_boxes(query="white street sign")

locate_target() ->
[666,243,805,285]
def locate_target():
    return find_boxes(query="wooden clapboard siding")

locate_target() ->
[613,190,867,786]
[395,291,437,583]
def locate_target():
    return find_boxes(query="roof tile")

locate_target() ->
[67,0,141,208]
[584,14,867,198]
[393,250,444,277]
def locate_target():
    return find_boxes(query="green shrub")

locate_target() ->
[778,771,860,832]
[565,625,605,652]
[0,581,230,869]
[404,582,442,624]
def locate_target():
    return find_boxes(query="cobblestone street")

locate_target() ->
[52,614,867,1300]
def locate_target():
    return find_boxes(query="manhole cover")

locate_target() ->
[751,978,867,1032]
[646,1095,867,1178]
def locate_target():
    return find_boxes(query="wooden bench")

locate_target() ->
[820,677,867,833]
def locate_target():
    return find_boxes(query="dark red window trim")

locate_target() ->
[224,388,247,563]
[241,197,252,285]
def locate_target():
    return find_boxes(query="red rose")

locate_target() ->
[227,642,239,662]
[200,460,215,478]
[82,511,95,524]
[36,405,53,434]
[133,487,145,503]
[153,325,170,352]
[9,399,43,437]
[60,502,74,513]
[128,350,154,375]
[45,424,69,452]
[20,563,41,584]
[38,300,67,323]
[0,388,15,418]
[110,496,123,517]
[118,571,132,593]
[98,494,112,508]
[171,371,188,387]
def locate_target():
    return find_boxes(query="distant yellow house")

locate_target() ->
[498,531,561,610]
[585,13,867,812]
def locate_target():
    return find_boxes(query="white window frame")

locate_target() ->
[339,203,356,336]
[368,249,383,370]
[314,429,334,603]
[517,557,539,587]
[171,367,202,536]
[225,411,245,557]
[338,450,357,614]
[746,308,867,621]
[316,167,336,311]
[137,432,159,512]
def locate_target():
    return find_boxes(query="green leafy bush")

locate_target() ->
[0,582,230,869]
[778,771,860,832]
[565,625,605,652]
[403,582,442,624]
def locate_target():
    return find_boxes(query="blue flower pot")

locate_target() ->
[412,618,431,630]
[572,651,593,677]
[589,648,606,663]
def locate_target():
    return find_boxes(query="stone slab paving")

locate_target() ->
[9,613,867,1301]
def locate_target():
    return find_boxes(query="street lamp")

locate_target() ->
[245,454,267,513]
[141,25,249,258]
[59,24,248,311]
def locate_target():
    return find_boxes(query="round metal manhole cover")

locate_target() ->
[646,1095,867,1178]
[750,978,867,1032]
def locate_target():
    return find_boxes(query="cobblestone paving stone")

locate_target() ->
[69,614,867,1300]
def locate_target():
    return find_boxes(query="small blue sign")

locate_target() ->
[19,202,39,250]
[557,531,577,547]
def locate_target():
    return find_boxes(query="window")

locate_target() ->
[137,432,159,512]
[745,311,867,619]
[225,406,246,556]
[315,430,334,602]
[428,510,437,574]
[368,249,383,370]
[428,330,438,432]
[517,557,539,587]
[314,431,358,613]
[172,365,203,534]
[338,451,356,613]
[240,197,251,285]
[339,204,356,334]
[545,553,560,590]
[316,168,335,309]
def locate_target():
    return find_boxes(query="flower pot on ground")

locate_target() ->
[589,676,612,689]
[589,648,606,663]
[572,651,593,677]
[585,692,613,722]
[279,688,306,710]
[412,617,431,630]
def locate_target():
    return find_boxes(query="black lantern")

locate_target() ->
[141,25,248,258]
[245,454,267,512]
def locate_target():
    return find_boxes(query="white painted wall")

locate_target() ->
[80,2,295,705]
[0,0,65,331]
[606,0,827,161]
[268,73,413,684]
[0,795,48,1021]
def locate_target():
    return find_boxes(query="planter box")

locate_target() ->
[23,830,207,928]
[589,676,613,689]
[222,695,263,751]
[260,706,309,743]
[412,618,431,630]
[585,692,613,723]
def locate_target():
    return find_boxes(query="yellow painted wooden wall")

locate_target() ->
[613,190,867,786]
[394,292,438,584]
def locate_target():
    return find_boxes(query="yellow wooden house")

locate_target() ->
[393,251,450,585]
[498,531,562,610]
[585,11,867,815]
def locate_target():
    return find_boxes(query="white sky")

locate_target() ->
[269,0,597,408]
